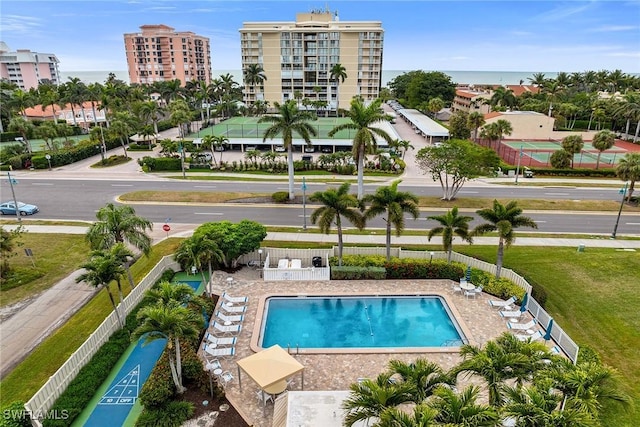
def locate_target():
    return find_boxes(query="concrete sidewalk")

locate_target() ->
[2,223,638,379]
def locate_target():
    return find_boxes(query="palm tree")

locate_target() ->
[528,73,547,87]
[329,97,394,199]
[429,385,499,426]
[310,182,365,266]
[427,207,474,263]
[109,111,136,157]
[76,250,127,326]
[61,77,89,127]
[139,100,163,135]
[259,100,318,200]
[613,93,640,142]
[146,281,199,307]
[211,134,229,164]
[342,373,416,427]
[169,99,192,139]
[561,135,584,169]
[243,63,267,104]
[201,135,217,166]
[329,63,347,116]
[378,404,438,427]
[363,180,420,260]
[467,112,486,142]
[495,119,514,145]
[616,153,640,202]
[86,203,153,254]
[490,87,517,110]
[38,83,61,121]
[591,130,615,170]
[388,358,453,402]
[132,303,203,393]
[390,139,414,160]
[174,233,224,297]
[426,97,445,119]
[473,200,538,278]
[10,89,35,118]
[8,117,35,153]
[109,242,136,291]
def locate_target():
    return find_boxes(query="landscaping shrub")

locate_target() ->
[138,351,175,408]
[576,345,602,365]
[385,258,464,280]
[329,254,387,267]
[271,191,289,203]
[134,401,194,427]
[138,156,181,172]
[331,266,386,280]
[127,143,155,151]
[530,282,548,307]
[468,270,526,302]
[1,401,31,427]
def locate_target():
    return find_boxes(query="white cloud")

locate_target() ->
[533,3,593,22]
[0,14,42,35]
[590,25,638,33]
[606,52,640,58]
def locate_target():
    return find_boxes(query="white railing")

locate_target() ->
[25,256,180,425]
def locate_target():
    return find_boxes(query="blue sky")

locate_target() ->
[2,0,639,73]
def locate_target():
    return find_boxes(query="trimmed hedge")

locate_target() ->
[385,258,463,280]
[138,156,181,171]
[331,266,386,280]
[271,191,289,203]
[135,401,194,427]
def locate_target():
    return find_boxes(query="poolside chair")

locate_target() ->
[211,320,242,335]
[514,330,544,342]
[203,343,236,359]
[507,319,537,330]
[488,296,517,309]
[219,371,234,387]
[203,357,222,371]
[256,390,274,406]
[472,286,483,295]
[220,301,247,314]
[215,311,244,324]
[451,283,462,295]
[464,290,477,299]
[499,310,523,319]
[204,332,236,347]
[221,291,248,305]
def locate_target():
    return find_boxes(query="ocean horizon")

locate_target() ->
[59,69,583,87]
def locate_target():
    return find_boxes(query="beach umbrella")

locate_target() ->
[465,266,472,282]
[544,318,554,341]
[520,293,529,313]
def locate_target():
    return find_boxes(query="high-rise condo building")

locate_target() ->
[0,42,60,89]
[123,24,211,86]
[239,9,383,111]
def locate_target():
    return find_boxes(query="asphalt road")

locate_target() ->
[1,178,638,235]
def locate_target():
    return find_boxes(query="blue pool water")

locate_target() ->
[260,296,465,349]
[175,280,202,292]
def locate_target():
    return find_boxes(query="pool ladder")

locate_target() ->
[287,344,300,355]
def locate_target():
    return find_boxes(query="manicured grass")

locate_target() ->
[0,219,91,227]
[0,238,181,406]
[118,190,639,212]
[0,233,90,307]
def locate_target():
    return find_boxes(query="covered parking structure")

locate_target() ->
[398,108,449,144]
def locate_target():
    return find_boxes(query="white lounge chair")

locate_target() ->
[514,331,544,342]
[221,292,248,304]
[220,301,247,313]
[464,290,477,299]
[212,320,242,335]
[204,332,236,346]
[507,319,537,330]
[499,310,523,318]
[215,311,244,323]
[488,296,516,308]
[203,343,235,359]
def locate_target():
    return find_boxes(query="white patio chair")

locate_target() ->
[451,283,462,295]
[488,296,516,308]
[464,290,477,299]
[514,330,544,342]
[220,301,247,314]
[219,370,234,387]
[507,319,537,330]
[204,332,236,347]
[211,320,242,335]
[256,389,274,406]
[499,310,523,319]
[221,291,248,304]
[215,311,243,324]
[203,343,235,359]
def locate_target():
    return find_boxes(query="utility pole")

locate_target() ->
[302,177,307,230]
[611,182,628,239]
[7,172,21,222]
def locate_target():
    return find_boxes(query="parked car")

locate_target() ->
[275,145,286,152]
[321,146,332,153]
[246,145,257,151]
[0,201,39,216]
[304,146,315,153]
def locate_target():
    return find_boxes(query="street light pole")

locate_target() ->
[7,172,21,222]
[514,145,523,185]
[611,182,628,239]
[302,177,307,230]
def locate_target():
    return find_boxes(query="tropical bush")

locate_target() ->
[271,191,289,203]
[331,266,386,280]
[134,401,194,427]
[138,156,181,171]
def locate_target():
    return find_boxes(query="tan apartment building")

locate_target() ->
[452,87,492,115]
[0,42,60,89]
[239,10,383,111]
[123,25,211,86]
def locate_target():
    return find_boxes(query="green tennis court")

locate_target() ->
[503,140,627,152]
[0,135,89,152]
[188,117,358,140]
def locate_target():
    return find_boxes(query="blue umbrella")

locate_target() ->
[520,293,529,313]
[465,266,472,282]
[544,318,554,341]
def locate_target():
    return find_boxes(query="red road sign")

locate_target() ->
[162,224,171,232]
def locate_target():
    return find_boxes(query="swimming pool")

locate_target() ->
[258,296,466,351]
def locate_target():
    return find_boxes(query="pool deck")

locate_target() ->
[198,269,543,427]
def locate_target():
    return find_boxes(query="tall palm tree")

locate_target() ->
[201,134,217,166]
[108,242,136,290]
[490,87,517,110]
[259,100,318,200]
[467,111,486,142]
[390,139,414,160]
[169,99,192,139]
[613,93,640,142]
[38,83,61,121]
[429,385,499,426]
[132,303,203,393]
[310,182,365,266]
[426,97,445,119]
[146,281,199,307]
[211,134,229,164]
[329,63,347,116]
[139,100,163,135]
[61,77,89,127]
[86,203,153,254]
[7,117,35,153]
[76,250,127,326]
[388,358,453,402]
[243,63,267,104]
[329,97,394,199]
[561,135,584,169]
[473,200,537,278]
[109,111,136,156]
[528,73,547,88]
[616,152,640,202]
[10,89,36,118]
[363,180,420,260]
[591,129,615,170]
[342,372,416,427]
[427,207,474,263]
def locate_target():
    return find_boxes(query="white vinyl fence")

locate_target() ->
[25,256,180,426]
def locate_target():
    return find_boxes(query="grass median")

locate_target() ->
[119,190,639,212]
